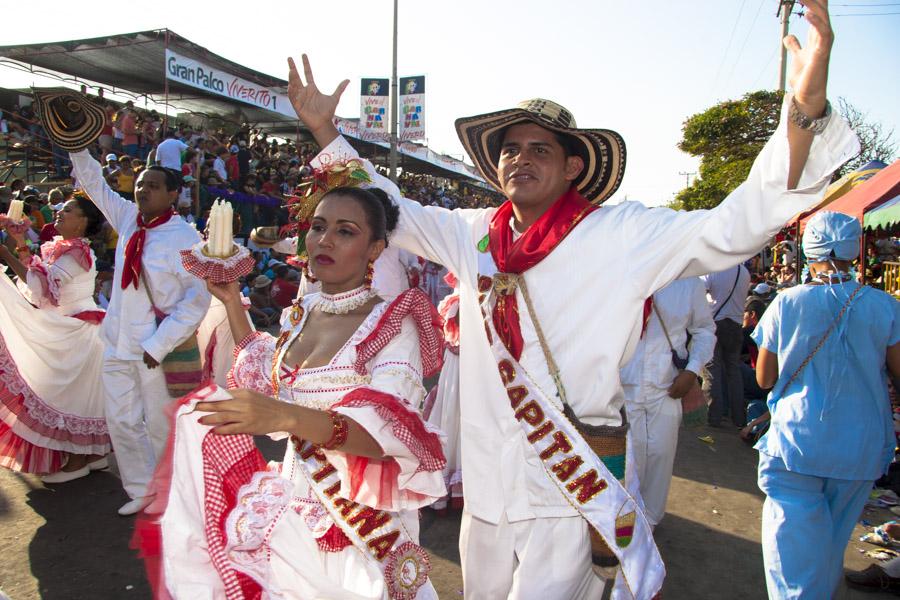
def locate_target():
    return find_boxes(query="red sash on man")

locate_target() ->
[488,188,597,360]
[122,209,176,289]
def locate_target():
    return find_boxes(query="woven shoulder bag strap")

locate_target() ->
[776,284,864,395]
[515,275,570,406]
[651,300,677,354]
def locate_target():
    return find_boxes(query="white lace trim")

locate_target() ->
[0,329,108,435]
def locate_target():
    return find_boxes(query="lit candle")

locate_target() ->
[216,201,226,256]
[7,199,24,223]
[206,201,217,254]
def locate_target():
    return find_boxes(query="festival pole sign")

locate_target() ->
[399,76,425,141]
[165,49,295,119]
[360,78,390,142]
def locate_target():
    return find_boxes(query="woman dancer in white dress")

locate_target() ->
[0,195,110,481]
[147,181,447,599]
[424,272,462,511]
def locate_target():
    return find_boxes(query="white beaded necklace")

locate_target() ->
[317,285,377,315]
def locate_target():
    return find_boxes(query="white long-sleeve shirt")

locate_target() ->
[313,97,859,524]
[70,150,211,362]
[701,264,752,323]
[620,277,715,402]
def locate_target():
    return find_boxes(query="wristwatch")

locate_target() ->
[789,97,832,135]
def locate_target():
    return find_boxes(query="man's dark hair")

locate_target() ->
[552,131,581,158]
[146,166,183,191]
[745,298,767,319]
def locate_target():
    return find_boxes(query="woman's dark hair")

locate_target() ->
[322,186,399,246]
[73,196,105,237]
[145,166,183,191]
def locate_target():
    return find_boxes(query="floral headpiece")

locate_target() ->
[282,159,371,261]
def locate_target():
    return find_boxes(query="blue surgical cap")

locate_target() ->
[802,211,862,262]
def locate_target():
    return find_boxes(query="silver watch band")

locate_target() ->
[788,97,832,135]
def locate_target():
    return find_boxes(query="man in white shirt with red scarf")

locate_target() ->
[69,153,211,516]
[286,2,856,597]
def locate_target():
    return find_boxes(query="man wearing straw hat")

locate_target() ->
[289,2,853,598]
[31,88,211,517]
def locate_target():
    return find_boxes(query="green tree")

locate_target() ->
[673,91,898,211]
[674,90,783,211]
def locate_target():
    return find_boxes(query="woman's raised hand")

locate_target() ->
[287,54,348,143]
[206,279,242,304]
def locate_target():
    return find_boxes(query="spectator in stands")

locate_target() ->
[119,106,139,157]
[99,104,115,153]
[212,147,229,183]
[156,129,188,170]
[226,145,240,184]
[248,274,278,326]
[102,153,119,178]
[116,156,136,200]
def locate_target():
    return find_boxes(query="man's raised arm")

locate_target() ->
[69,149,137,232]
[286,55,486,275]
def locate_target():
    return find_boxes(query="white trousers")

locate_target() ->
[625,393,682,525]
[459,511,606,599]
[102,351,171,499]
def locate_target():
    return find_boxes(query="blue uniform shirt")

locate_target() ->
[751,282,900,480]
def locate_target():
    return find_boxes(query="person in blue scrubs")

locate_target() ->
[752,211,900,599]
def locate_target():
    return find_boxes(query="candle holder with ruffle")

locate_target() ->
[180,241,255,284]
[0,214,33,236]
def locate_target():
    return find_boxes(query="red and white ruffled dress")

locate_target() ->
[0,237,110,473]
[424,275,462,510]
[153,288,446,600]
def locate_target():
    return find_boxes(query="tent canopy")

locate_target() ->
[864,194,900,230]
[0,29,294,124]
[799,160,900,233]
[0,30,485,183]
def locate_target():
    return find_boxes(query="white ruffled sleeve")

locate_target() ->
[226,331,277,395]
[21,253,82,307]
[325,314,447,512]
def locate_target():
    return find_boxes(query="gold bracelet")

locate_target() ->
[320,410,349,450]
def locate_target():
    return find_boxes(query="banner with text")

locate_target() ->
[359,78,389,142]
[399,76,425,141]
[165,49,294,118]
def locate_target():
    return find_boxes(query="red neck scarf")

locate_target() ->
[122,209,176,289]
[488,188,597,360]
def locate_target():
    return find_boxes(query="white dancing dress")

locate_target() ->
[424,276,462,510]
[0,237,110,473]
[151,288,447,600]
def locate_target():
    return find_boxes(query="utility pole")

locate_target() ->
[389,0,399,182]
[777,0,795,91]
[679,171,697,188]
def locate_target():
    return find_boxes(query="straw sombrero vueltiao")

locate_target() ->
[455,99,626,204]
[32,88,106,152]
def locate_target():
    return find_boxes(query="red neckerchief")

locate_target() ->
[488,187,597,360]
[121,209,176,289]
[641,297,653,338]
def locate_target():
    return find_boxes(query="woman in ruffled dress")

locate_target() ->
[150,177,447,600]
[424,272,463,511]
[0,195,111,482]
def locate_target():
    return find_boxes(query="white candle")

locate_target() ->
[222,202,233,255]
[216,201,226,256]
[209,200,221,255]
[7,199,24,223]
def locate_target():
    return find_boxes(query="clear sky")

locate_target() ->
[2,0,898,206]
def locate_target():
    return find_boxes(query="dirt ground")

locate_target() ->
[0,424,895,599]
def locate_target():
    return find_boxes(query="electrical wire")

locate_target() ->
[709,0,749,97]
[724,0,767,90]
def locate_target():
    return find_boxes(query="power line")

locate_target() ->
[709,0,749,97]
[833,10,900,14]
[832,2,900,6]
[724,0,767,89]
